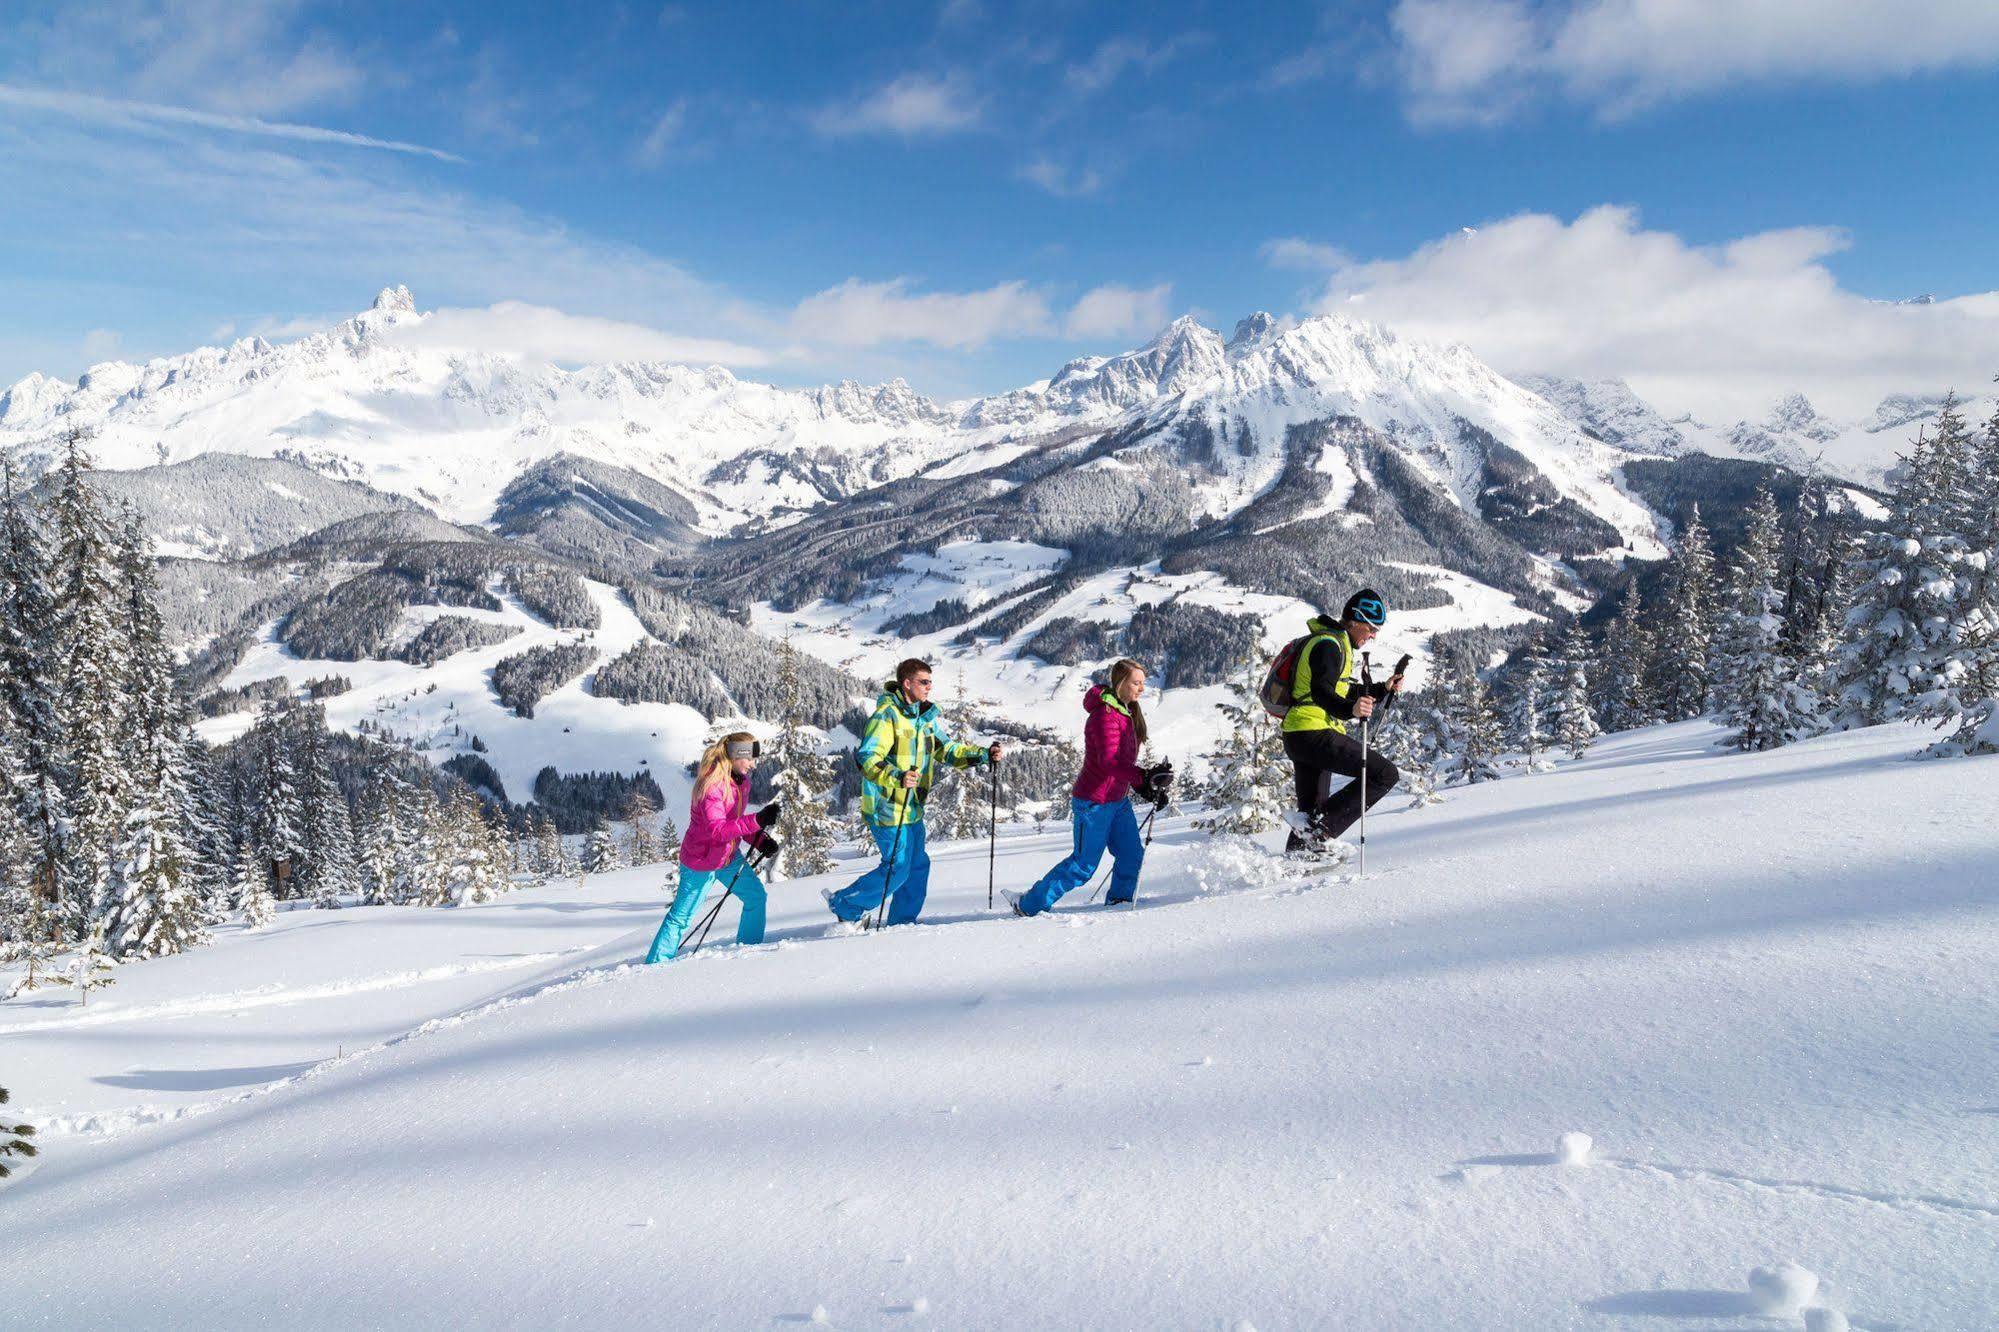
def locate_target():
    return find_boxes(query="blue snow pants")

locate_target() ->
[1017,797,1143,916]
[827,819,931,926]
[644,854,767,963]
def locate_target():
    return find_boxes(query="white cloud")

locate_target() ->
[80,328,122,362]
[1313,205,1999,419]
[789,278,1053,349]
[1065,34,1203,95]
[387,302,768,368]
[1064,283,1174,340]
[1017,158,1103,197]
[634,99,688,168]
[2,0,365,117]
[811,72,982,137]
[1260,237,1349,270]
[0,84,464,160]
[0,113,758,370]
[1390,0,1999,124]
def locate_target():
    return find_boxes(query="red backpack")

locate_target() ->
[1259,635,1315,720]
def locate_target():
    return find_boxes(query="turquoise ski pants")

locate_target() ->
[645,854,767,963]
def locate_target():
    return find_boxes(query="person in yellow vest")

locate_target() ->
[1280,588,1404,855]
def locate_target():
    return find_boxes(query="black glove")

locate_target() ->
[1138,761,1175,805]
[755,801,783,829]
[750,831,781,860]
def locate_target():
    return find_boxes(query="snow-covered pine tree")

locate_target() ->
[1836,401,1980,729]
[178,732,234,923]
[250,704,309,900]
[1043,739,1079,823]
[395,770,436,905]
[1444,653,1504,784]
[414,787,466,907]
[70,923,116,1007]
[768,639,839,877]
[232,838,276,930]
[2,894,72,999]
[657,814,681,865]
[584,820,621,874]
[292,705,356,908]
[1657,503,1718,720]
[1553,624,1600,760]
[1715,487,1821,751]
[1377,692,1444,806]
[48,429,128,936]
[1195,649,1288,835]
[845,803,875,855]
[1596,584,1660,733]
[621,789,662,865]
[0,1087,37,1180]
[0,457,67,921]
[446,790,505,906]
[1926,398,1999,756]
[1504,638,1551,773]
[356,762,407,905]
[100,507,205,959]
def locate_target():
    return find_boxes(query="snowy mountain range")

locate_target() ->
[1513,373,1983,486]
[1,286,1688,558]
[0,288,1903,811]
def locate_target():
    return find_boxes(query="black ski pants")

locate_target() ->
[1282,726,1399,840]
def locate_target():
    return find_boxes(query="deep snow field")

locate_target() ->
[3,720,1996,1329]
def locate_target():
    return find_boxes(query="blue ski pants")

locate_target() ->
[1018,797,1143,916]
[827,819,931,926]
[645,853,767,963]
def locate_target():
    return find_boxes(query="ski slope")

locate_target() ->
[3,721,1996,1329]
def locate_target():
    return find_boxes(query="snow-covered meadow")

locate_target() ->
[4,719,1994,1328]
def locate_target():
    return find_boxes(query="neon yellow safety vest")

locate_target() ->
[1281,620,1358,735]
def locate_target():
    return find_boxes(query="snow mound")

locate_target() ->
[1748,1262,1820,1317]
[1556,1131,1593,1166]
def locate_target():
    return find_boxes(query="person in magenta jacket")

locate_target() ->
[645,732,782,963]
[1005,659,1173,916]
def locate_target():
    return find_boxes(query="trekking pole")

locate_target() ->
[875,783,911,931]
[682,847,767,957]
[986,751,999,911]
[1087,796,1161,904]
[1359,652,1371,880]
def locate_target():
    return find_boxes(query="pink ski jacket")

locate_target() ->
[679,774,761,872]
[1071,684,1147,805]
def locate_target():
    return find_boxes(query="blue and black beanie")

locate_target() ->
[1341,588,1387,627]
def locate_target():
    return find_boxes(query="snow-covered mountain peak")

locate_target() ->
[371,284,416,315]
[1227,311,1280,350]
[1512,373,1689,456]
[1766,392,1838,440]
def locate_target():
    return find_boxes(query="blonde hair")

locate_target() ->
[693,730,757,800]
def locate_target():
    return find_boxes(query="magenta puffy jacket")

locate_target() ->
[679,774,761,872]
[1070,684,1147,805]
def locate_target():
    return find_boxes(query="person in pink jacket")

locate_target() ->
[1005,659,1173,916]
[645,732,782,963]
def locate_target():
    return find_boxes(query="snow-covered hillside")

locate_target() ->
[197,578,735,817]
[752,538,1549,756]
[5,719,1994,1328]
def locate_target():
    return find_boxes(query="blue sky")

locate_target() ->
[3,0,1998,418]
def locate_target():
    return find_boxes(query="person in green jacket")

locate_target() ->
[824,657,1000,926]
[1281,588,1404,854]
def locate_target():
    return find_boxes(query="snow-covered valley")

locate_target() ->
[5,719,1994,1329]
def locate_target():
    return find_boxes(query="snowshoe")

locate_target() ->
[1000,889,1028,917]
